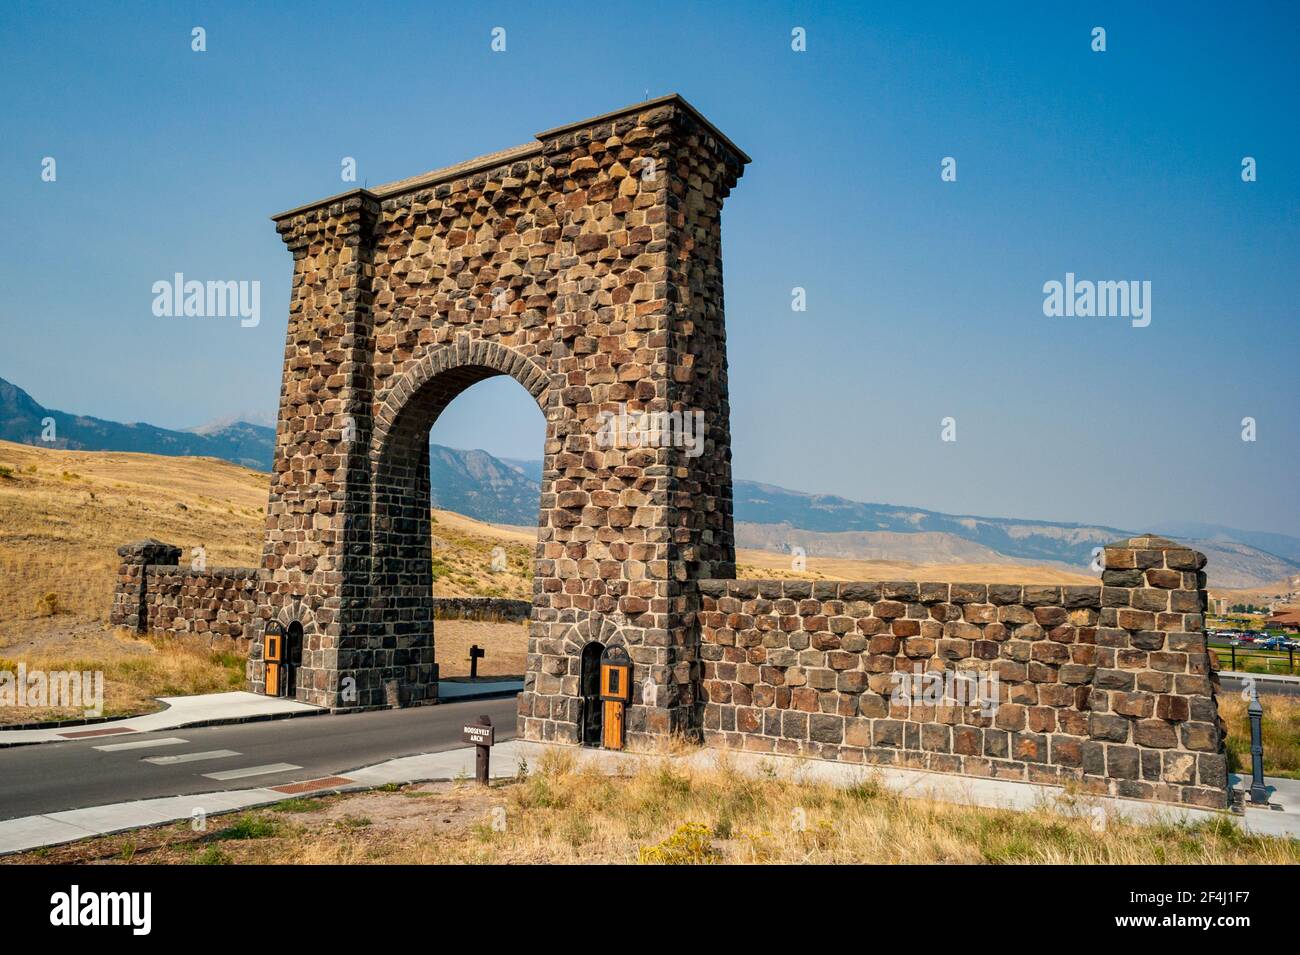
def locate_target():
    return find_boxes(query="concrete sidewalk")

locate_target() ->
[3,739,1298,856]
[0,692,323,748]
[437,679,523,700]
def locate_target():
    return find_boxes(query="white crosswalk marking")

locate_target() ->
[94,737,188,752]
[143,749,241,765]
[203,763,301,781]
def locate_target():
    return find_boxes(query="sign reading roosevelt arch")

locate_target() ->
[246,95,750,748]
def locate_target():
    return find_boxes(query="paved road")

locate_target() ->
[1220,676,1300,698]
[0,696,519,821]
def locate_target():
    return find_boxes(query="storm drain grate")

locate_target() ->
[271,775,353,794]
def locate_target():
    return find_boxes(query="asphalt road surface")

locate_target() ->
[1220,675,1300,698]
[0,695,519,821]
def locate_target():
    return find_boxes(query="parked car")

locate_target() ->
[1257,636,1292,651]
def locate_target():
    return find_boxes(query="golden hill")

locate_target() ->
[0,437,1115,650]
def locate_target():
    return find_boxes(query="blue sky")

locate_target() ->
[1,1,1297,534]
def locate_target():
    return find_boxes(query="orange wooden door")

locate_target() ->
[265,631,281,696]
[602,700,624,750]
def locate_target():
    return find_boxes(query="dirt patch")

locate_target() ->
[7,759,1299,866]
[0,618,150,658]
[308,783,500,834]
[436,619,528,677]
[5,782,510,866]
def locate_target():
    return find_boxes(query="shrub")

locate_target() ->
[638,823,720,865]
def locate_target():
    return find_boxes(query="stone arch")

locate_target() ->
[370,336,552,465]
[257,96,747,726]
[246,601,321,704]
[363,337,555,703]
[559,612,628,656]
[273,599,320,635]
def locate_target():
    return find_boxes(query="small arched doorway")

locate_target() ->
[283,621,304,699]
[580,642,605,746]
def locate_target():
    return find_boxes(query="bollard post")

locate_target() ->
[468,644,484,679]
[459,714,493,785]
[475,714,491,784]
[1247,684,1269,805]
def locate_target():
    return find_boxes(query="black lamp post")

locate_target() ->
[1247,683,1269,806]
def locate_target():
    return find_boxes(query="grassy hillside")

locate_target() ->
[0,438,1109,648]
[0,441,266,642]
[0,441,544,641]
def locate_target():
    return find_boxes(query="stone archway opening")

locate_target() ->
[579,641,605,745]
[282,621,304,699]
[423,375,546,688]
[370,350,553,705]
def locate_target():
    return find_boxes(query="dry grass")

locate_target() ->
[428,510,532,599]
[9,749,1297,865]
[735,549,1098,585]
[1220,693,1300,780]
[0,441,266,644]
[0,441,540,648]
[0,629,246,724]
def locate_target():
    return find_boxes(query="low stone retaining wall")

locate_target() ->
[696,536,1227,809]
[109,540,265,644]
[110,541,531,646]
[432,597,530,623]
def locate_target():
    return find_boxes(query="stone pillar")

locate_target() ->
[256,193,387,707]
[109,539,180,633]
[1092,535,1227,807]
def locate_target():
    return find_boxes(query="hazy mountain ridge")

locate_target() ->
[733,479,1125,567]
[0,378,274,470]
[3,377,1295,588]
[427,445,542,525]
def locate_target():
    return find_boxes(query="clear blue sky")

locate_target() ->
[1,1,1296,534]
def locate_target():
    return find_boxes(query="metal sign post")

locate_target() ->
[462,715,495,785]
[1247,685,1269,805]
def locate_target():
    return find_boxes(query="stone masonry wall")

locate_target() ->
[697,536,1227,808]
[113,540,534,640]
[432,597,531,623]
[109,540,265,644]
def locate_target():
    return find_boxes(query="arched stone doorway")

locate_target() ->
[250,95,749,749]
[283,621,303,698]
[579,641,605,746]
[367,344,551,706]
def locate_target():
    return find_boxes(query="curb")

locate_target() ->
[0,697,179,732]
[0,704,328,750]
[0,688,519,749]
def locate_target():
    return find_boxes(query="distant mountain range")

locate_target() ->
[3,376,1297,589]
[0,378,275,470]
